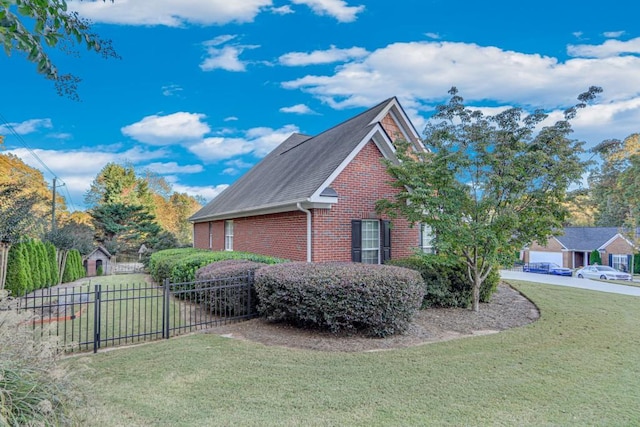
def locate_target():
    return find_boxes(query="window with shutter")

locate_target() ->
[352,219,389,264]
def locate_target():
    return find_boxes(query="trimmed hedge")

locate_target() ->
[5,240,64,296]
[255,262,425,338]
[388,255,499,309]
[194,259,264,316]
[148,248,286,283]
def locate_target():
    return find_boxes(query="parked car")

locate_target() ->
[575,265,633,281]
[523,262,573,276]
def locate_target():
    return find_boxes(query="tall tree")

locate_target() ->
[91,202,161,254]
[1,0,119,100]
[378,87,596,311]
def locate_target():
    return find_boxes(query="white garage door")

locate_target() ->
[529,251,563,265]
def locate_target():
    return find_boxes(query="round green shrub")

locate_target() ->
[389,255,499,309]
[255,262,425,338]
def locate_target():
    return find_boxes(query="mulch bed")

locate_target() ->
[204,283,540,352]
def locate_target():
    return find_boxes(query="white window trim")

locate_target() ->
[421,224,434,254]
[224,220,233,251]
[361,219,380,264]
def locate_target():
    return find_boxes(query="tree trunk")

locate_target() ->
[472,274,480,312]
[0,242,10,290]
[57,249,68,285]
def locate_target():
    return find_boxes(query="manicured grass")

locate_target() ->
[26,275,188,352]
[68,281,640,426]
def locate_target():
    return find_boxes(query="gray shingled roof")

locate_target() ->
[190,98,395,222]
[555,227,621,251]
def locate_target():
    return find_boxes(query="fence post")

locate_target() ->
[93,284,101,353]
[163,279,170,339]
[247,271,253,316]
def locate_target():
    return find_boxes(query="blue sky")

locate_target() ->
[1,0,639,211]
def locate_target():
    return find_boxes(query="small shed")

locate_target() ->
[83,246,112,276]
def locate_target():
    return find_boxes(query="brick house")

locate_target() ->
[523,227,636,271]
[189,97,431,263]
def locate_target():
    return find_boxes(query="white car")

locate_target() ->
[575,265,632,281]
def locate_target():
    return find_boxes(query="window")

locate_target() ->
[208,222,213,249]
[420,224,434,253]
[361,220,380,264]
[611,254,628,272]
[351,220,391,264]
[224,220,233,251]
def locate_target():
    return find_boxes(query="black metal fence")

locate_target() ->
[4,273,256,353]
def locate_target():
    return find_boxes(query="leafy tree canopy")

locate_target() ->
[0,0,119,100]
[378,87,598,311]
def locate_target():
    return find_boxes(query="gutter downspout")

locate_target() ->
[297,202,312,262]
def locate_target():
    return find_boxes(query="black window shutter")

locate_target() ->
[608,253,612,267]
[381,220,391,263]
[351,220,362,262]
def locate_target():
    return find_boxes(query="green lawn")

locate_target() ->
[68,280,640,426]
[27,274,189,352]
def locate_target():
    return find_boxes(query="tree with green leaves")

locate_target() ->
[1,0,119,100]
[378,87,597,311]
[91,202,162,255]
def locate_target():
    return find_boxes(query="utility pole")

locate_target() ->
[52,177,57,233]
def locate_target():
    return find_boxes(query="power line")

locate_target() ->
[0,112,78,211]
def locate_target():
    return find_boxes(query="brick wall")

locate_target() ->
[312,140,419,262]
[380,113,404,143]
[602,235,635,266]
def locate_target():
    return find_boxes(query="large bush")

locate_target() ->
[255,262,425,338]
[149,248,286,283]
[194,260,264,316]
[0,291,82,425]
[389,255,499,309]
[5,240,61,296]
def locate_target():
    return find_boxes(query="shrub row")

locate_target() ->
[194,259,265,316]
[5,240,60,297]
[148,248,286,283]
[61,249,85,284]
[388,255,499,309]
[255,262,425,338]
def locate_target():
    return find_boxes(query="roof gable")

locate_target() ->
[190,97,421,222]
[555,227,631,251]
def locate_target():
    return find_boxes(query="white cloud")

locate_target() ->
[280,39,640,148]
[271,5,294,14]
[603,31,625,38]
[67,0,272,26]
[189,124,299,161]
[48,132,73,140]
[567,36,640,58]
[143,162,204,174]
[290,0,364,22]
[279,104,318,114]
[172,183,229,203]
[425,32,441,40]
[161,84,184,97]
[282,40,640,110]
[205,34,238,46]
[224,116,239,122]
[0,118,52,135]
[122,112,210,145]
[279,45,368,66]
[200,36,259,72]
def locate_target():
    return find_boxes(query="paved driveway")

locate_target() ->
[500,270,640,297]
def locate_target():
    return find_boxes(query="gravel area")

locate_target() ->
[204,283,540,352]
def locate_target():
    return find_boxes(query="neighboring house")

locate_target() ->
[83,246,112,276]
[524,227,636,271]
[189,97,431,263]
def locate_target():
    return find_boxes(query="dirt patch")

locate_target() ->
[204,283,539,352]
